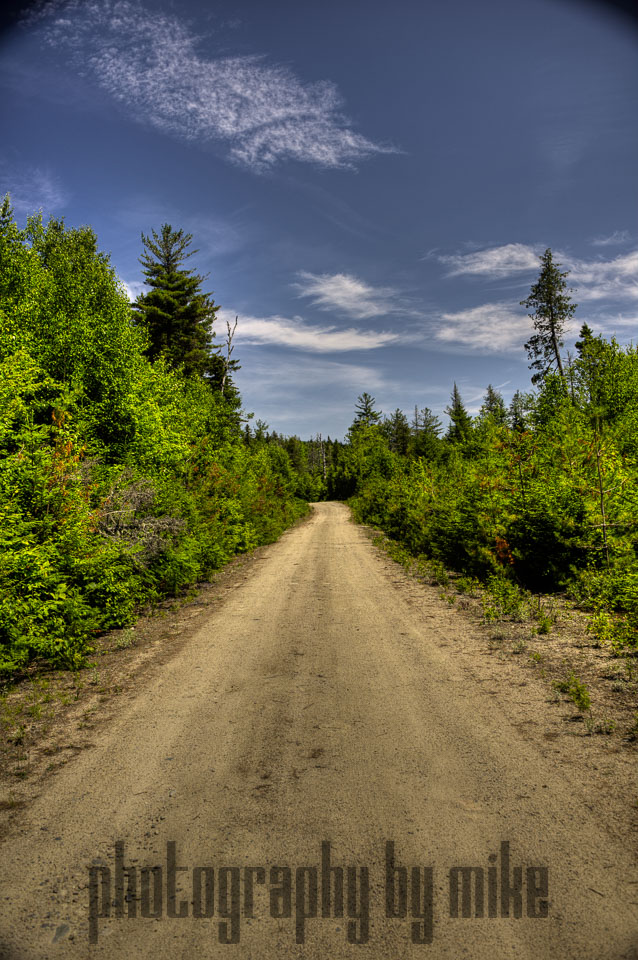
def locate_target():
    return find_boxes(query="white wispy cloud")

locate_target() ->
[435,303,532,353]
[0,161,67,214]
[294,271,407,320]
[439,243,638,303]
[239,355,388,392]
[591,230,631,247]
[36,0,394,171]
[234,355,388,437]
[602,314,638,329]
[439,243,540,278]
[579,312,638,338]
[567,251,638,302]
[435,296,637,355]
[221,309,400,353]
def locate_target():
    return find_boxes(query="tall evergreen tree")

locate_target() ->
[508,390,528,432]
[352,392,381,428]
[206,350,242,411]
[410,406,442,459]
[445,384,473,443]
[132,224,220,380]
[383,408,411,454]
[521,248,576,385]
[0,194,14,234]
[575,322,595,356]
[0,195,20,273]
[478,384,508,426]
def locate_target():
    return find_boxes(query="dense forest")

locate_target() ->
[1,200,636,679]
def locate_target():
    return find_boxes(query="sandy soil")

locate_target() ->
[0,501,637,959]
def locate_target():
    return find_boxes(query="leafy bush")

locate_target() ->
[481,575,529,622]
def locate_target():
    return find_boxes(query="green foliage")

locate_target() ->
[553,672,591,712]
[114,628,137,649]
[351,392,382,430]
[586,606,638,655]
[481,575,529,623]
[0,202,308,678]
[477,384,508,429]
[456,576,481,596]
[445,383,473,443]
[532,603,554,635]
[410,406,443,460]
[508,390,530,432]
[382,408,411,455]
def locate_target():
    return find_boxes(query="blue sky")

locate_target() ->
[1,0,637,439]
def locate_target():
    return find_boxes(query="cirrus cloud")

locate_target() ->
[0,161,68,214]
[294,270,427,322]
[435,302,533,353]
[439,243,541,278]
[567,251,638,302]
[35,0,395,172]
[590,230,631,247]
[221,309,400,353]
[294,271,404,320]
[439,243,638,303]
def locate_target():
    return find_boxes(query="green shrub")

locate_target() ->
[553,672,591,712]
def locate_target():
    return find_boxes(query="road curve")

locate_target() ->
[1,502,636,959]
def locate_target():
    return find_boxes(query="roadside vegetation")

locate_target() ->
[0,198,308,678]
[323,250,638,671]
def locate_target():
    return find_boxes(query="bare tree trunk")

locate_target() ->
[550,307,565,382]
[318,433,326,480]
[595,434,610,570]
[221,315,238,393]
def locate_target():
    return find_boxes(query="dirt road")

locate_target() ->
[1,502,637,958]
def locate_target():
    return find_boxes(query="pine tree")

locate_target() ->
[410,406,442,459]
[521,248,576,385]
[0,194,14,233]
[207,350,242,411]
[0,195,19,276]
[353,392,381,428]
[383,408,410,454]
[132,224,220,380]
[508,390,528,432]
[0,194,21,257]
[575,322,594,356]
[253,419,269,442]
[445,384,473,443]
[478,384,508,426]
